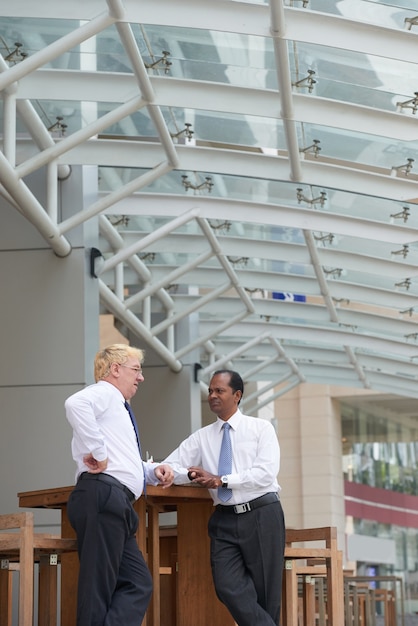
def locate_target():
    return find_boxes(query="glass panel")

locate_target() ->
[0,18,87,69]
[290,42,418,109]
[164,109,286,150]
[133,24,276,89]
[99,167,418,232]
[302,0,418,24]
[342,401,418,493]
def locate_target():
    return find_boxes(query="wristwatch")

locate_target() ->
[220,475,229,489]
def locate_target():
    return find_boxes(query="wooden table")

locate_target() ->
[18,485,234,626]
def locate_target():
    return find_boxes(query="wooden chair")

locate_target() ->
[281,526,344,626]
[0,512,77,626]
[344,575,404,626]
[0,562,19,626]
[0,512,34,626]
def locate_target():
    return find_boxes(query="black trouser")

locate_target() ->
[208,497,285,626]
[67,475,152,626]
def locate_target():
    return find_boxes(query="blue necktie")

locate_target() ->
[124,401,146,495]
[217,423,233,502]
[124,401,142,456]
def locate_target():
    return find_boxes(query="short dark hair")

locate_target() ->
[213,370,244,400]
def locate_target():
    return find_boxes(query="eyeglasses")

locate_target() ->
[120,365,143,376]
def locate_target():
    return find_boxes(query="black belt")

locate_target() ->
[216,492,279,515]
[78,472,136,504]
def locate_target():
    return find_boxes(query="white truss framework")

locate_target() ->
[2,0,418,408]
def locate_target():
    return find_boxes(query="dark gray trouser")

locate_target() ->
[67,478,152,626]
[208,499,285,626]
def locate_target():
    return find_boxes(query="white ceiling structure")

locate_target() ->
[2,0,418,411]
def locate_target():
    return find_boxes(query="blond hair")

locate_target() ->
[94,344,144,382]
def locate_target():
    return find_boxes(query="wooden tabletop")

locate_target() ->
[18,483,213,510]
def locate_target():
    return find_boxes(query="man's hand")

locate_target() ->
[83,454,108,474]
[154,464,174,488]
[188,466,220,489]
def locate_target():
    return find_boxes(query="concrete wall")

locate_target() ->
[277,383,346,558]
[0,166,99,528]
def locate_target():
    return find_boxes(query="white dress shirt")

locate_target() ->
[164,409,281,505]
[65,380,160,499]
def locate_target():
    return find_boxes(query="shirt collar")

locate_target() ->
[97,379,125,403]
[216,408,242,432]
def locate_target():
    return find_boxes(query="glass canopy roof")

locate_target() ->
[2,0,418,410]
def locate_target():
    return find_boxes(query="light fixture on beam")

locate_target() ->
[391,158,414,177]
[4,42,27,63]
[339,323,357,331]
[194,363,203,383]
[181,174,213,193]
[227,256,249,268]
[144,50,172,74]
[47,116,68,136]
[171,123,194,140]
[391,245,409,258]
[90,247,104,278]
[395,278,411,290]
[292,70,316,93]
[404,16,418,30]
[323,268,342,278]
[244,287,264,295]
[296,188,326,207]
[300,139,321,158]
[208,220,231,233]
[390,206,409,223]
[396,93,418,114]
[109,216,129,227]
[313,232,334,245]
[139,252,156,262]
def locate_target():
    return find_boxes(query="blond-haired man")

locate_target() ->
[65,344,173,626]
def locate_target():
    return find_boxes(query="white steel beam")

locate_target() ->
[106,194,418,246]
[269,0,301,182]
[99,279,183,371]
[99,215,175,311]
[6,1,418,65]
[98,208,199,274]
[55,141,418,202]
[59,161,173,235]
[198,331,272,378]
[0,11,116,93]
[17,71,418,143]
[202,321,418,360]
[0,151,71,256]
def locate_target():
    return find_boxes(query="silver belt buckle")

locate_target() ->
[234,502,251,514]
